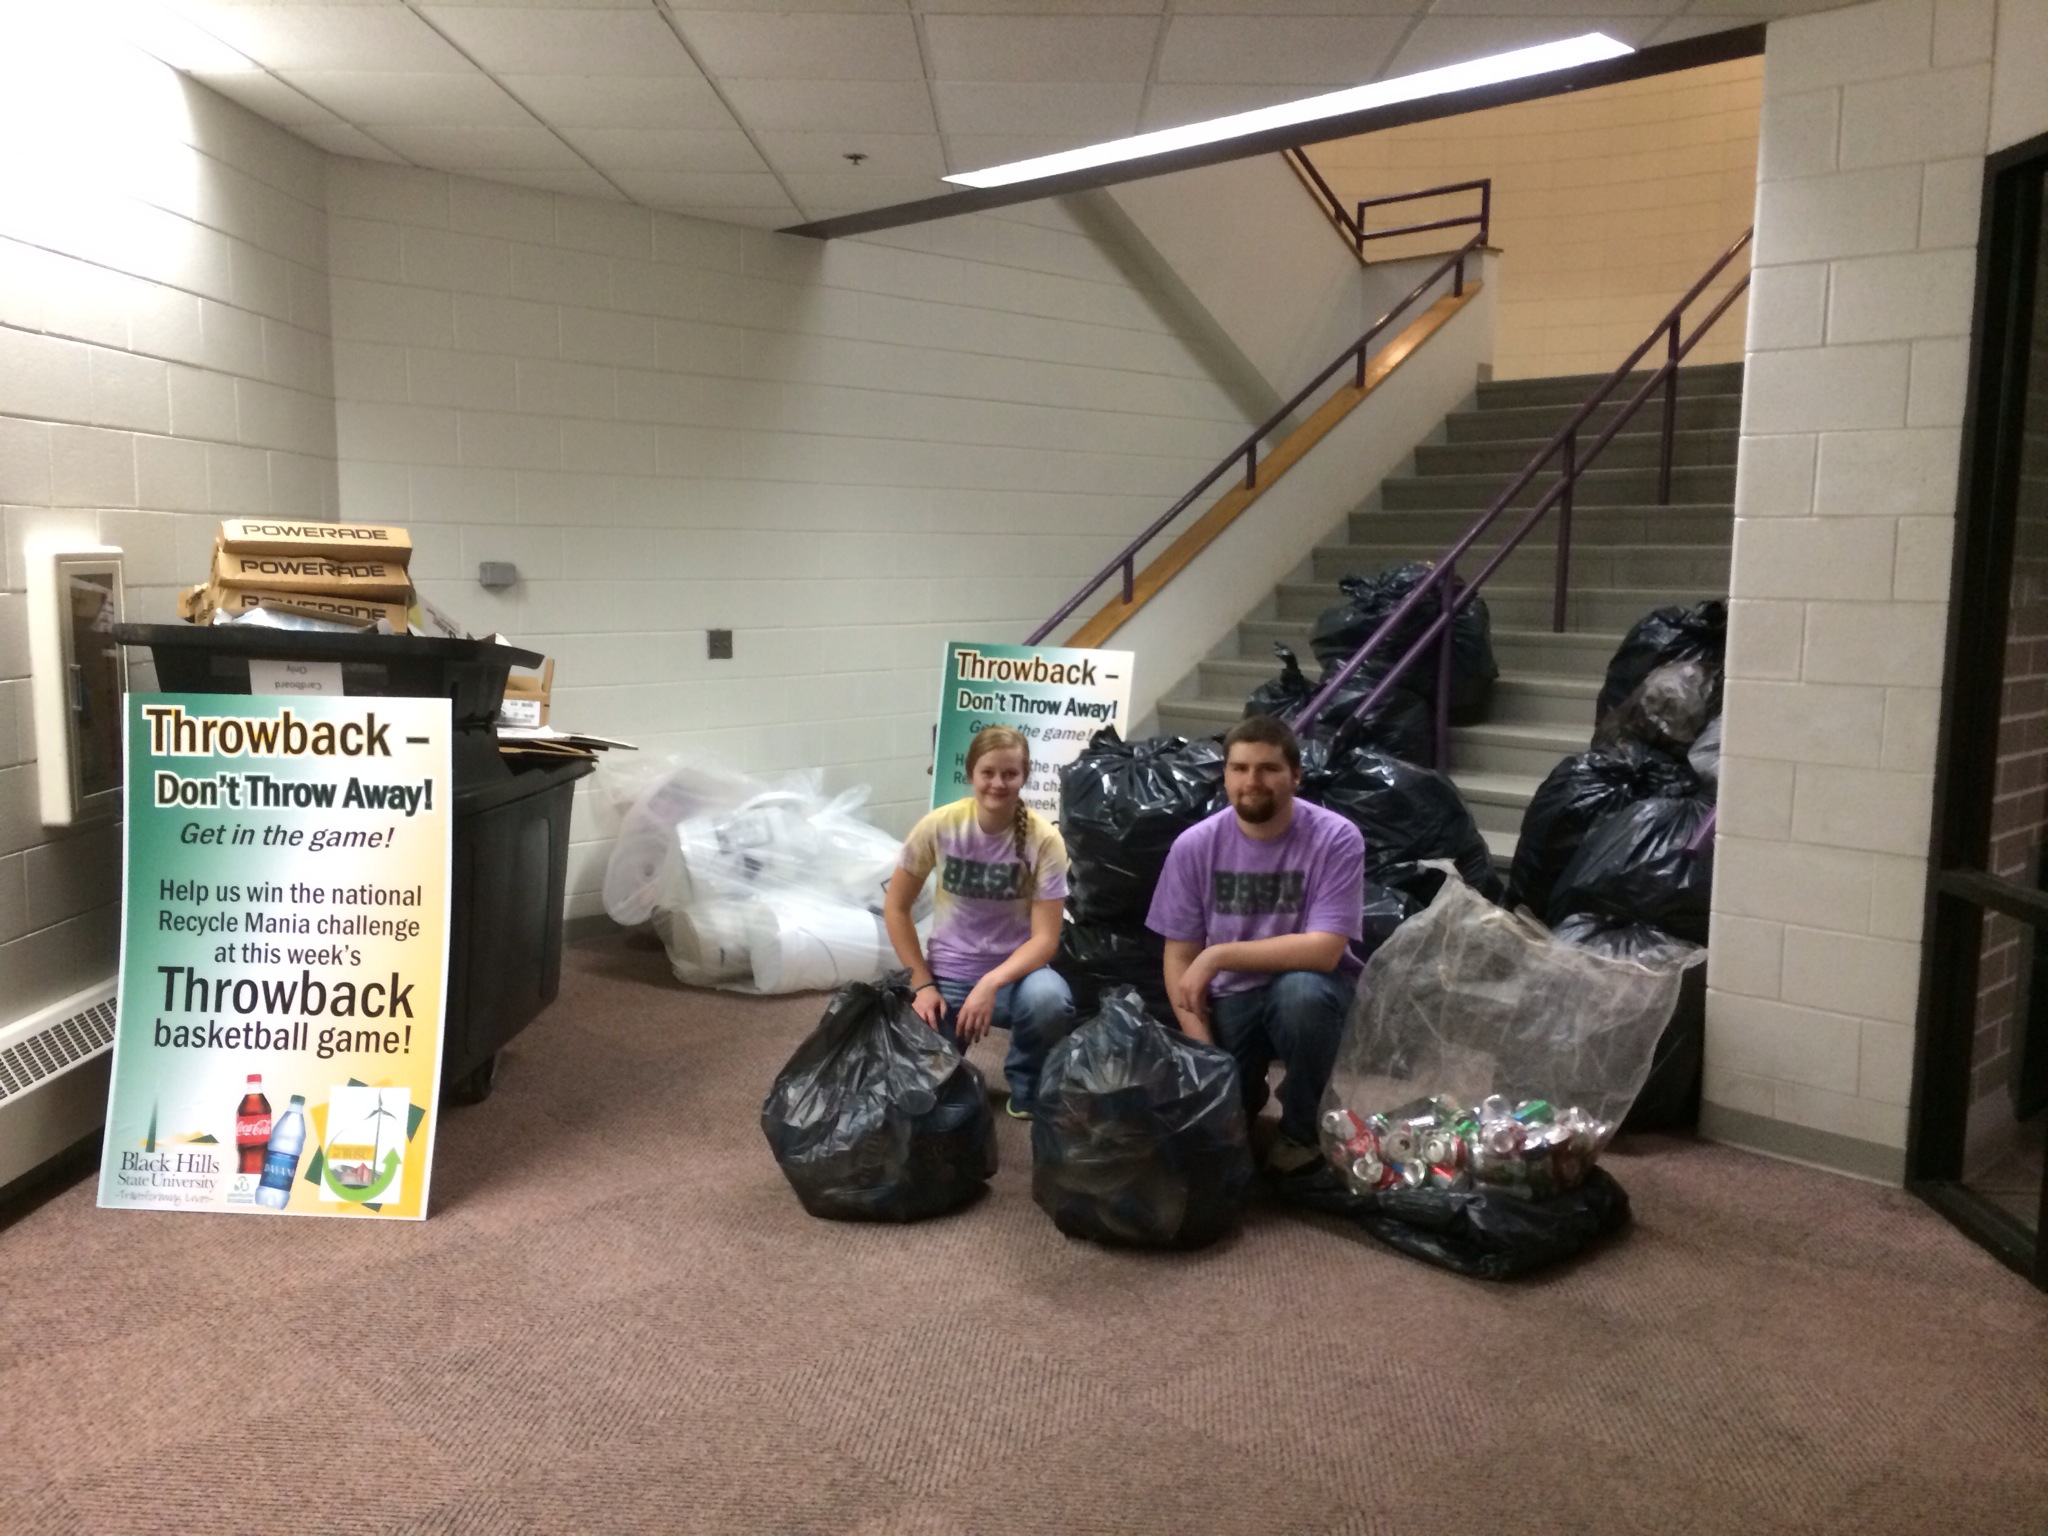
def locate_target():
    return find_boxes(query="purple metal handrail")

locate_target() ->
[1024,231,1487,646]
[1292,227,1754,767]
[1284,149,1491,261]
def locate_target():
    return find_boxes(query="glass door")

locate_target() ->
[1910,140,2048,1286]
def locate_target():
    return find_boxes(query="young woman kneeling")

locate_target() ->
[883,726,1076,1119]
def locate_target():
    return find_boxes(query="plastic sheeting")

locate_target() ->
[1596,601,1727,723]
[761,977,998,1221]
[1593,659,1720,756]
[1309,564,1498,722]
[600,757,916,993]
[1059,730,1227,926]
[1031,987,1253,1249]
[1507,745,1696,918]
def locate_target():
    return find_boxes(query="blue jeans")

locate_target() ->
[1206,970,1351,1145]
[932,968,1076,1115]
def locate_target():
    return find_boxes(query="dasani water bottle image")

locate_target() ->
[254,1094,307,1210]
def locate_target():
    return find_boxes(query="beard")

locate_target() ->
[1232,789,1280,824]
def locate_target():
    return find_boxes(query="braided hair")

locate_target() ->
[965,725,1033,866]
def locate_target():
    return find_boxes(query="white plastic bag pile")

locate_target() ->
[600,758,923,993]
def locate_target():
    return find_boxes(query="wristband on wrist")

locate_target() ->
[915,982,939,995]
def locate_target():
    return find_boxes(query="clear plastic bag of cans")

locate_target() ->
[1319,870,1701,1204]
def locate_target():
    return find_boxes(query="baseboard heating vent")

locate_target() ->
[0,980,120,1196]
[0,987,118,1103]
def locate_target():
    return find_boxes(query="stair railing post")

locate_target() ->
[1245,441,1257,490]
[1435,565,1456,771]
[1554,428,1575,634]
[1479,179,1491,246]
[1121,555,1134,605]
[1658,315,1680,506]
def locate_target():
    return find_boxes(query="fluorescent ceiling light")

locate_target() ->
[943,33,1635,190]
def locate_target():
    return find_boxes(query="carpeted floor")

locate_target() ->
[3,933,2044,1535]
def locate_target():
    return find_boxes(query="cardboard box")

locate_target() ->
[498,657,554,728]
[177,583,210,624]
[212,547,412,599]
[216,518,412,563]
[209,585,411,630]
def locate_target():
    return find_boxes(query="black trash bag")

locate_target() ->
[1597,601,1727,722]
[1055,919,1171,1023]
[1594,660,1721,756]
[1548,791,1716,946]
[1688,714,1722,799]
[761,978,997,1222]
[1309,565,1498,722]
[1059,730,1227,926]
[1272,1159,1631,1279]
[1550,914,1705,1133]
[1507,745,1696,917]
[1301,740,1503,905]
[1303,664,1436,766]
[1359,876,1421,964]
[1243,642,1314,719]
[1031,986,1253,1250]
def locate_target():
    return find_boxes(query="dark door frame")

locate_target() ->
[1907,128,2048,1288]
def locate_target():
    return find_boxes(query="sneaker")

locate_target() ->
[1263,1134,1320,1176]
[1005,1096,1032,1121]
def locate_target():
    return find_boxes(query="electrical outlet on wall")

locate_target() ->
[707,628,733,660]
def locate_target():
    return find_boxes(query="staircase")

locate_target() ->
[1154,360,1742,866]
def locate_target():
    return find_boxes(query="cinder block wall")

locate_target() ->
[321,165,1259,918]
[0,19,339,1025]
[1706,0,2048,1179]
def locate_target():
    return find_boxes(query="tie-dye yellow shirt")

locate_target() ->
[897,799,1069,983]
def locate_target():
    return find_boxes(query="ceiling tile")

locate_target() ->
[607,169,795,206]
[1382,14,1664,75]
[1156,15,1412,85]
[719,78,937,133]
[1170,0,1418,10]
[913,0,1163,12]
[288,122,409,164]
[922,16,1161,85]
[481,165,626,198]
[932,80,1142,138]
[189,69,351,128]
[498,74,739,130]
[753,131,948,177]
[671,12,924,81]
[1646,16,1771,43]
[781,171,947,207]
[1138,81,1305,129]
[281,70,536,126]
[370,123,593,171]
[943,132,1104,173]
[421,0,650,8]
[1430,0,1682,13]
[561,128,770,173]
[174,5,472,72]
[419,7,702,76]
[663,0,906,10]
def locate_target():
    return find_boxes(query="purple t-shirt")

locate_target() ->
[899,800,1069,984]
[1145,799,1365,997]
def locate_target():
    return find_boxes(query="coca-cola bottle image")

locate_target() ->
[235,1074,272,1174]
[254,1095,307,1210]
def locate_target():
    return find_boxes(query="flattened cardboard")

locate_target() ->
[212,547,412,600]
[216,518,413,562]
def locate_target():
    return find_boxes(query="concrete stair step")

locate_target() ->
[1313,541,1732,590]
[1445,393,1742,444]
[1383,463,1736,510]
[1277,581,1720,632]
[1476,363,1744,411]
[1450,769,1543,836]
[1349,503,1735,546]
[1237,615,1631,667]
[1413,428,1736,479]
[1449,719,1593,777]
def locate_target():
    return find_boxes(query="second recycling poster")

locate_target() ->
[98,692,453,1220]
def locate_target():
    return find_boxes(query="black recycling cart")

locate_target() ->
[116,623,590,1105]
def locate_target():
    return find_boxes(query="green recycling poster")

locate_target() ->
[99,693,453,1220]
[932,641,1134,816]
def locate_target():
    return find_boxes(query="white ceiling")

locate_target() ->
[133,1,1848,231]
